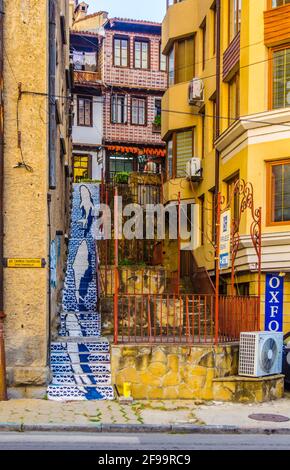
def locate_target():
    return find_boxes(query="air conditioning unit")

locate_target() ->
[186,157,202,182]
[239,331,283,377]
[188,78,204,106]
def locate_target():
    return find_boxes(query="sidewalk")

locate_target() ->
[0,395,290,433]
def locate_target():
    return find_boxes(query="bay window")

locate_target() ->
[168,36,195,86]
[176,36,195,83]
[166,129,194,179]
[267,160,290,224]
[160,43,167,71]
[168,46,175,85]
[229,0,241,42]
[271,0,290,6]
[272,46,290,109]
[228,72,240,123]
[167,139,173,179]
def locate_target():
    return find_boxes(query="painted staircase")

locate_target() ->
[47,183,114,401]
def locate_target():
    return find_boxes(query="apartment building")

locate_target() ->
[162,0,290,332]
[71,30,104,181]
[3,0,72,394]
[102,18,167,181]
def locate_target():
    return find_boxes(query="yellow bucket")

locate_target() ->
[123,382,132,398]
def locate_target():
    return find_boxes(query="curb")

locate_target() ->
[1,422,290,434]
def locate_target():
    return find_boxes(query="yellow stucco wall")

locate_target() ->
[4,0,71,388]
[72,12,107,32]
[162,0,290,330]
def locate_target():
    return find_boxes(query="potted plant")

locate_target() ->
[152,115,161,132]
[114,172,130,184]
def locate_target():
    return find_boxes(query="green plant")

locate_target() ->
[114,172,130,184]
[79,179,102,183]
[153,115,161,127]
[119,258,134,266]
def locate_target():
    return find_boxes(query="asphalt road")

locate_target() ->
[0,432,290,450]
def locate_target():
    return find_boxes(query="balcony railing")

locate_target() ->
[74,70,101,84]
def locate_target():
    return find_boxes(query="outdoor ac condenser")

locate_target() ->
[188,78,204,106]
[239,331,283,377]
[186,157,202,181]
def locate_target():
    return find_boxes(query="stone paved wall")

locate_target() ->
[111,344,239,400]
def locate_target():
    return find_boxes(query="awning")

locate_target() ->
[106,145,166,157]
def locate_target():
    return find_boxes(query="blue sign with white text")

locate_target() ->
[265,273,284,332]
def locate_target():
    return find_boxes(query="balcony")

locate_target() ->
[223,32,240,81]
[162,0,198,54]
[73,70,101,85]
[264,4,290,47]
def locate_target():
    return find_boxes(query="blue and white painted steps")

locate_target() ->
[59,311,101,338]
[47,183,114,401]
[47,340,114,401]
[47,385,114,401]
[51,374,111,386]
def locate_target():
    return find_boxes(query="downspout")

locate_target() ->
[47,0,56,363]
[0,0,6,400]
[215,0,221,276]
[215,0,221,197]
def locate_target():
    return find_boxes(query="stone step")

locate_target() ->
[47,384,114,401]
[60,311,100,321]
[51,342,110,353]
[60,319,101,329]
[51,363,111,375]
[51,373,111,386]
[54,336,108,343]
[50,352,110,364]
[59,327,101,338]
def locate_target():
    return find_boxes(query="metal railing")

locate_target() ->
[100,181,162,207]
[114,293,260,345]
[74,70,101,83]
[98,238,163,267]
[99,267,179,296]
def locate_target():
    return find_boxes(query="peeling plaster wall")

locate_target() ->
[3,0,71,387]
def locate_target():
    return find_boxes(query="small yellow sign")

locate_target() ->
[6,258,44,268]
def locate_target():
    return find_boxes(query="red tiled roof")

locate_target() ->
[109,17,161,27]
[70,29,99,37]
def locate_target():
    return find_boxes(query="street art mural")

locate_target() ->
[47,184,114,401]
[50,239,57,289]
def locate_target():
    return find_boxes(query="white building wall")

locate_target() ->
[72,95,103,146]
[72,94,104,180]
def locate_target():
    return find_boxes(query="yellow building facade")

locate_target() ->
[3,0,72,395]
[162,0,290,334]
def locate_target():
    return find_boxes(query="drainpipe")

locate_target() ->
[0,0,7,401]
[215,0,221,280]
[47,0,56,365]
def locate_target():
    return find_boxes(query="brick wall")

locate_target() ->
[102,28,167,146]
[103,30,167,90]
[103,92,164,145]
